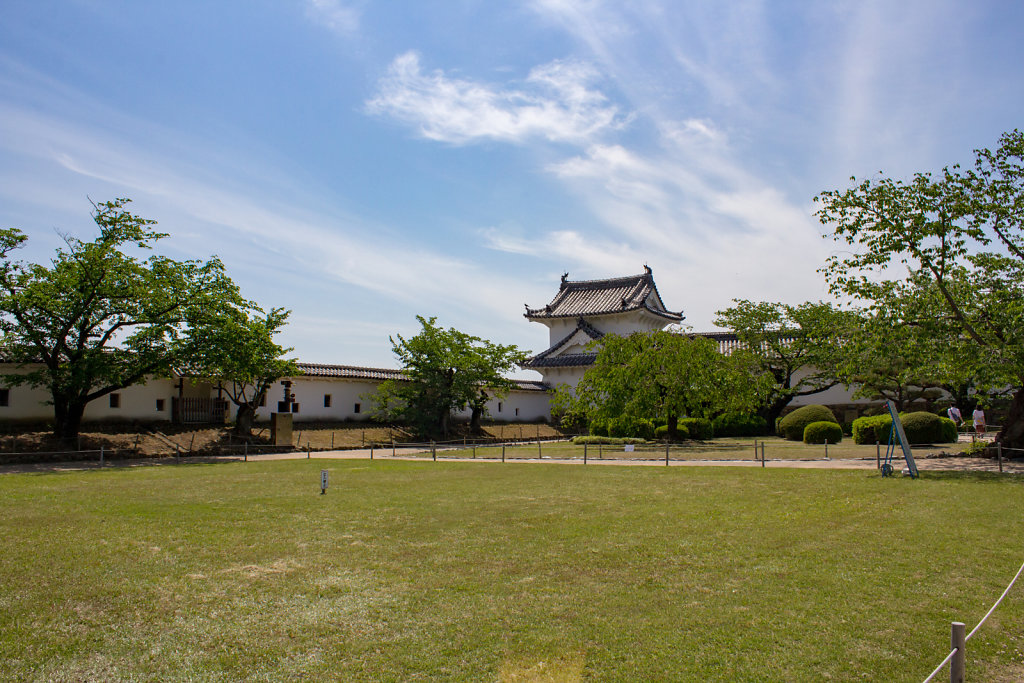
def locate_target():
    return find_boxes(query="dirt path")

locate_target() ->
[4,447,1021,475]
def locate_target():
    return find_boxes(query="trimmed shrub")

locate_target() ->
[803,421,843,444]
[654,423,690,440]
[608,416,655,440]
[571,436,646,445]
[939,416,958,444]
[589,419,610,437]
[901,411,948,445]
[679,417,714,440]
[778,405,837,441]
[712,413,768,437]
[852,414,891,445]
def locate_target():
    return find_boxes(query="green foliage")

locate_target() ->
[589,418,610,437]
[608,416,655,439]
[939,416,959,443]
[654,423,690,440]
[679,417,713,440]
[557,330,771,437]
[371,316,527,439]
[817,129,1024,448]
[712,413,768,437]
[0,199,243,440]
[900,411,949,445]
[803,421,843,444]
[778,405,837,441]
[714,300,846,424]
[570,436,647,445]
[851,414,892,445]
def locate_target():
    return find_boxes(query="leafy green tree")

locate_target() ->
[816,129,1024,448]
[558,330,771,439]
[182,304,299,436]
[714,300,845,425]
[0,199,238,441]
[372,316,528,438]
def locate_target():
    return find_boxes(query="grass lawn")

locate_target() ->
[2,460,1023,681]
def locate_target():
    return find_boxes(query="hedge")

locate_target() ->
[712,413,768,437]
[679,417,714,440]
[654,423,690,440]
[778,405,837,441]
[571,436,647,445]
[608,416,655,440]
[803,421,843,444]
[852,411,957,445]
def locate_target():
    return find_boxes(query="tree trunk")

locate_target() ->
[666,412,679,440]
[53,396,86,444]
[234,403,256,437]
[470,405,483,435]
[996,386,1024,451]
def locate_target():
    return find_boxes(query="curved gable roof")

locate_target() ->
[524,266,683,322]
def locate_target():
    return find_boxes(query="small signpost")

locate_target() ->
[882,400,918,478]
[320,469,329,495]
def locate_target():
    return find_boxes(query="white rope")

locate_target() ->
[967,558,1024,641]
[920,557,1024,682]
[921,647,958,683]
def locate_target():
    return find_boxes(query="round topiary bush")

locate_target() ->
[852,414,891,444]
[778,405,837,441]
[712,413,768,437]
[803,421,843,444]
[900,411,950,444]
[654,423,690,440]
[939,416,958,444]
[608,416,655,440]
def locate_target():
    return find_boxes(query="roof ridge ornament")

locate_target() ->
[561,272,569,285]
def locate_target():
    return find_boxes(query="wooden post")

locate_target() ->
[360,430,364,447]
[392,439,396,457]
[432,441,436,461]
[307,444,310,459]
[584,443,588,464]
[537,439,542,458]
[188,433,196,454]
[502,444,506,463]
[876,440,880,470]
[370,444,374,460]
[244,442,247,462]
[176,444,180,464]
[599,443,603,459]
[753,440,758,461]
[998,442,1003,473]
[760,442,765,468]
[472,444,476,459]
[825,439,829,459]
[331,432,335,449]
[665,442,670,466]
[100,445,104,467]
[950,621,965,683]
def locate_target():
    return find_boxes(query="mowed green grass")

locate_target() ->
[2,461,1023,681]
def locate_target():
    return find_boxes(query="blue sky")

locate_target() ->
[2,1,1022,375]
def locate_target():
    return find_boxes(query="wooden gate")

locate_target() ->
[172,397,229,424]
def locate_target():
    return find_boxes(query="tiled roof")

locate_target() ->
[523,316,604,369]
[294,363,406,381]
[293,362,550,392]
[690,331,798,355]
[524,266,683,322]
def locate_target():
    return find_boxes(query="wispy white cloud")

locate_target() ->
[304,0,360,35]
[366,51,626,144]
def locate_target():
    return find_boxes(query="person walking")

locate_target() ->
[947,405,963,428]
[972,405,987,437]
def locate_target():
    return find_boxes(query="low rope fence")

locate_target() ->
[921,558,1024,682]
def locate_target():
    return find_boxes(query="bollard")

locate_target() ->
[950,621,965,683]
[998,442,1003,473]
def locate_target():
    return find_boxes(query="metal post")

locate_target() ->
[432,441,436,461]
[998,442,1003,473]
[950,621,965,683]
[876,440,880,470]
[307,444,310,459]
[370,444,374,460]
[472,444,476,459]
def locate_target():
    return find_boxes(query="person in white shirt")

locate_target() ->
[947,405,963,427]
[972,406,986,437]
